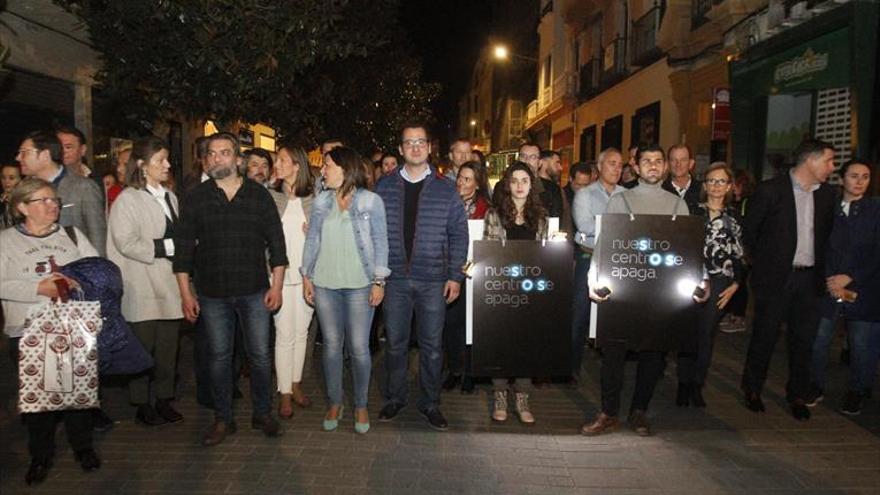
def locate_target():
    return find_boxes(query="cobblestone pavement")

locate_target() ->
[0,326,878,494]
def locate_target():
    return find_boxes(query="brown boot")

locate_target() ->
[202,420,236,447]
[580,412,619,436]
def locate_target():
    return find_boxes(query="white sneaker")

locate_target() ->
[515,392,535,424]
[492,391,508,422]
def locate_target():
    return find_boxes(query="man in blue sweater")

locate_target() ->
[375,123,469,431]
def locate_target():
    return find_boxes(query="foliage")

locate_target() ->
[56,0,438,151]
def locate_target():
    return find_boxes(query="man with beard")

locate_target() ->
[174,132,287,446]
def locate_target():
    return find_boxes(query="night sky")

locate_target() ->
[399,0,494,137]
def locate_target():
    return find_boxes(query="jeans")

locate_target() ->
[677,274,729,386]
[742,270,821,401]
[313,285,374,409]
[811,316,880,393]
[571,253,591,376]
[199,291,272,423]
[383,278,446,412]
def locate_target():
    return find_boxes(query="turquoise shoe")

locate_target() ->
[322,406,344,432]
[354,421,370,434]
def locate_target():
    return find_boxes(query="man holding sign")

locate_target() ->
[583,144,709,437]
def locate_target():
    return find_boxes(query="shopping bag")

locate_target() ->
[17,295,103,414]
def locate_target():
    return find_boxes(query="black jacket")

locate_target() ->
[743,172,836,300]
[662,176,702,211]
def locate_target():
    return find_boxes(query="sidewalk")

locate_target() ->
[0,327,877,494]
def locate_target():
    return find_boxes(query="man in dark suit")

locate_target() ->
[741,138,837,421]
[662,144,701,211]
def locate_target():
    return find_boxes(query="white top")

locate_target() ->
[0,225,98,337]
[281,197,308,285]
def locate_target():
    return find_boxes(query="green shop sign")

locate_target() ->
[733,28,849,94]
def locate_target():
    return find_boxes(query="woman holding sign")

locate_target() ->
[676,162,745,407]
[483,162,548,424]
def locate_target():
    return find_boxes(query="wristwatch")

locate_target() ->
[372,279,386,287]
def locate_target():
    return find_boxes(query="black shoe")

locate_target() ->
[744,392,765,412]
[420,408,449,432]
[92,408,115,432]
[155,399,183,423]
[840,391,862,416]
[75,448,101,471]
[251,415,283,437]
[25,457,52,485]
[461,375,475,394]
[442,373,462,391]
[627,409,652,437]
[805,385,824,407]
[691,385,706,408]
[378,403,404,422]
[135,404,168,426]
[790,399,811,421]
[676,382,691,407]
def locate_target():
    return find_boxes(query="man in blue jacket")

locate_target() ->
[375,123,468,431]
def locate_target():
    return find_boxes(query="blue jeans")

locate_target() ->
[383,278,446,412]
[199,291,272,423]
[313,285,374,409]
[571,253,591,376]
[812,316,880,393]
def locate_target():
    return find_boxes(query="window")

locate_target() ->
[692,0,714,30]
[601,115,623,152]
[631,102,661,147]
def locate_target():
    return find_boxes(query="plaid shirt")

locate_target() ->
[174,178,287,298]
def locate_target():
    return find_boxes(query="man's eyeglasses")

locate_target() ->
[402,138,428,148]
[705,178,730,186]
[24,197,62,206]
[16,148,40,156]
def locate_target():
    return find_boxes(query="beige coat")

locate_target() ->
[107,187,183,322]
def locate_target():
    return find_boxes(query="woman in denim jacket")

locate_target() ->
[301,147,390,433]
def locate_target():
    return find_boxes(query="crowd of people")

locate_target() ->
[1,123,877,485]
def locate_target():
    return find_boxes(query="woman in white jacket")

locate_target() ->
[107,136,183,426]
[269,145,315,418]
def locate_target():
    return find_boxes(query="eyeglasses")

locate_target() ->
[705,178,730,186]
[16,148,40,156]
[24,197,62,206]
[402,138,428,148]
[519,153,539,161]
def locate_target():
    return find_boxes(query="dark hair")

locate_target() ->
[840,158,872,177]
[126,136,169,189]
[667,143,693,159]
[449,138,471,151]
[457,160,490,204]
[636,143,665,162]
[699,162,735,205]
[243,148,274,170]
[471,149,486,165]
[539,149,560,161]
[207,132,241,156]
[327,146,369,197]
[570,162,592,178]
[195,136,210,160]
[2,162,22,174]
[496,161,546,232]
[399,121,431,141]
[273,145,314,197]
[733,168,755,198]
[26,130,63,164]
[381,152,400,166]
[794,138,835,167]
[55,125,87,146]
[519,142,540,152]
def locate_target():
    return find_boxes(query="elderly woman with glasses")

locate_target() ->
[0,177,100,484]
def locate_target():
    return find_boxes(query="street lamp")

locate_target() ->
[470,119,477,127]
[492,43,537,63]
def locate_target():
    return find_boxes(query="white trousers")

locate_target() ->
[274,283,313,393]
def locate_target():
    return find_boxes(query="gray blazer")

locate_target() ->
[57,168,107,256]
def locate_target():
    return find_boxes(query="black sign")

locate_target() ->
[471,240,572,376]
[593,214,703,351]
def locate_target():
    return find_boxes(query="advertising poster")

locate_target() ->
[470,239,572,376]
[590,213,704,351]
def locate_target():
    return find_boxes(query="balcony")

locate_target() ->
[578,58,600,100]
[525,70,577,130]
[632,6,663,66]
[601,36,627,86]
